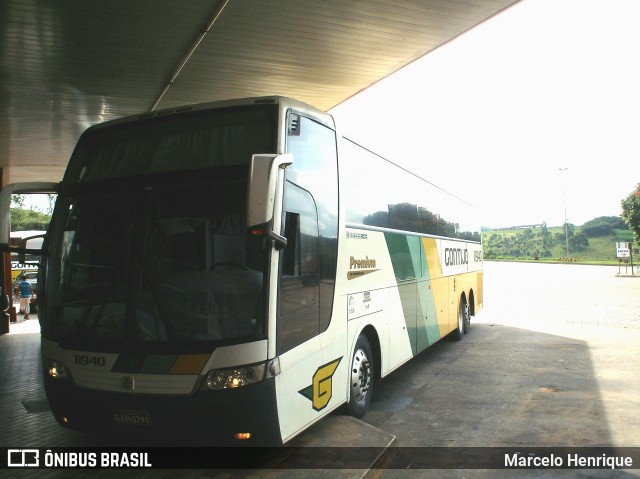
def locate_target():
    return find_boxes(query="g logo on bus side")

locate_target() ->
[298,357,342,412]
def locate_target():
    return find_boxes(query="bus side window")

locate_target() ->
[277,113,338,354]
[282,212,300,276]
[277,188,319,354]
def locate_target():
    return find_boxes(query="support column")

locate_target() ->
[0,168,11,334]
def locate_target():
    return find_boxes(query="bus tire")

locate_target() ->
[463,299,471,334]
[347,335,374,419]
[452,297,468,341]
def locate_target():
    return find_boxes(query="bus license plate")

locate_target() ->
[112,409,152,427]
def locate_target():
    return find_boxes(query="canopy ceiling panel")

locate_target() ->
[0,0,519,184]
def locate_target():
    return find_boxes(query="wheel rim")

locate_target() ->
[464,302,470,328]
[350,347,371,404]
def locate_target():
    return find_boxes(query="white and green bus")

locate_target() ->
[1,97,482,445]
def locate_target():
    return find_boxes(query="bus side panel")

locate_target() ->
[383,233,440,354]
[275,238,349,443]
[343,229,413,377]
[339,228,483,387]
[275,289,360,444]
[424,275,452,339]
[424,237,483,334]
[275,336,333,443]
[384,235,484,351]
[467,243,484,312]
[476,270,484,311]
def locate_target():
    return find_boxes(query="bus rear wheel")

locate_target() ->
[347,335,374,419]
[452,297,469,341]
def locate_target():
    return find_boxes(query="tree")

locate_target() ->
[581,216,627,237]
[46,194,57,216]
[540,222,552,249]
[570,232,589,252]
[11,194,25,209]
[10,208,51,231]
[621,183,640,245]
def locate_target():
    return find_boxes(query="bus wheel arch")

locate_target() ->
[347,326,379,418]
[361,325,381,382]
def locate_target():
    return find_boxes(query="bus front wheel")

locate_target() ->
[347,335,374,419]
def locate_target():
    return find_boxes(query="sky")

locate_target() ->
[330,0,640,228]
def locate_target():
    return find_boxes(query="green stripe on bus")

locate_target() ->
[384,232,441,354]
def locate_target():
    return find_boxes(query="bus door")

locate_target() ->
[274,113,340,442]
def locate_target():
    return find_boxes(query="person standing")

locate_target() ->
[17,275,34,320]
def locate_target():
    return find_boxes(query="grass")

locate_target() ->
[482,225,637,266]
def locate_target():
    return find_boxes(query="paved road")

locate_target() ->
[368,261,640,477]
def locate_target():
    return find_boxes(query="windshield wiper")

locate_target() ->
[137,251,184,345]
[76,265,115,341]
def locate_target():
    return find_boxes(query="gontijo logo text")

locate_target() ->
[444,247,468,266]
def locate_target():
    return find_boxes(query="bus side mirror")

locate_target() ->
[247,154,293,248]
[17,234,47,263]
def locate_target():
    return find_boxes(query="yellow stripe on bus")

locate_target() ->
[422,238,452,337]
[170,354,210,374]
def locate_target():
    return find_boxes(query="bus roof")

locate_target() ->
[84,96,335,133]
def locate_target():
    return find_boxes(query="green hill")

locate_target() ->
[482,217,636,265]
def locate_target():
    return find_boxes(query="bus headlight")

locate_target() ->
[204,364,265,390]
[202,359,279,391]
[45,358,71,380]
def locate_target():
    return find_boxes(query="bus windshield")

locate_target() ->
[44,173,267,352]
[64,105,277,184]
[42,105,277,352]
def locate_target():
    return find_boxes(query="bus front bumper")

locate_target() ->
[44,374,282,446]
